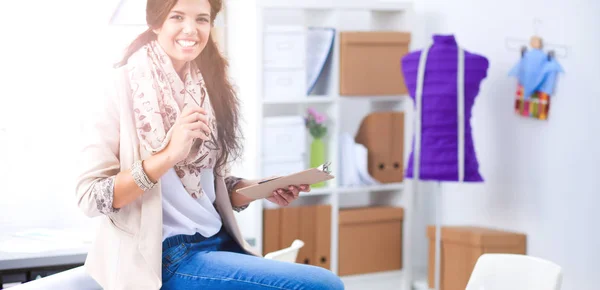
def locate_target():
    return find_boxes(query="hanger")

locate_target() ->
[530,18,543,49]
[507,18,568,59]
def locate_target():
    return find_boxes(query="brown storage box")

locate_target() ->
[263,205,331,269]
[339,207,404,276]
[340,31,411,96]
[427,226,527,290]
[355,112,404,183]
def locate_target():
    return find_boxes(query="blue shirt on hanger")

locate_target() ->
[509,48,564,98]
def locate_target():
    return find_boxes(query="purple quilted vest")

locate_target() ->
[402,35,489,182]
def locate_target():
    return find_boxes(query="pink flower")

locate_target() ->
[307,107,318,118]
[315,114,326,124]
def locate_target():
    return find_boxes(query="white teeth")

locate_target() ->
[177,40,197,48]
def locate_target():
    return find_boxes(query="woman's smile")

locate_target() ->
[176,38,199,52]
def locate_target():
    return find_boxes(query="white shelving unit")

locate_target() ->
[259,0,413,11]
[226,1,418,289]
[262,96,336,105]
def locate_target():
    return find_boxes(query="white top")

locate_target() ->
[161,168,222,241]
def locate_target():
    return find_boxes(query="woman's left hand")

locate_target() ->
[266,184,311,207]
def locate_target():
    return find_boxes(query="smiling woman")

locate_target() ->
[128,0,214,76]
[152,2,212,74]
[74,0,344,289]
[115,0,240,177]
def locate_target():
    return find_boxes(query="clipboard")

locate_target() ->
[236,162,335,200]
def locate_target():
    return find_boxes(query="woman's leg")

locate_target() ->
[161,249,345,290]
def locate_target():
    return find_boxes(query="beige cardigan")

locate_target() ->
[75,66,260,290]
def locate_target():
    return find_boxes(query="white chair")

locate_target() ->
[264,239,304,263]
[465,254,562,290]
[9,240,305,289]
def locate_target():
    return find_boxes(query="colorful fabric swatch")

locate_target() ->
[515,84,550,120]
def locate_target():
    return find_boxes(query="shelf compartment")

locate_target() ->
[260,0,412,12]
[339,95,409,102]
[338,182,404,194]
[303,186,335,196]
[263,95,336,105]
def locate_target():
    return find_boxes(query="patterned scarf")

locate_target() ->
[126,40,220,199]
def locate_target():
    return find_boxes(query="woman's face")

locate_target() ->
[153,0,212,73]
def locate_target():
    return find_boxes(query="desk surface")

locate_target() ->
[0,230,91,271]
[0,229,255,271]
[0,247,88,271]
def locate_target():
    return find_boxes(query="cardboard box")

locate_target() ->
[340,31,411,96]
[263,205,331,269]
[264,25,306,69]
[355,112,404,183]
[339,207,404,276]
[263,116,306,159]
[262,156,305,178]
[264,68,307,100]
[427,226,527,290]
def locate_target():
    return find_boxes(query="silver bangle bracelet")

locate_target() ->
[131,160,156,191]
[138,160,155,190]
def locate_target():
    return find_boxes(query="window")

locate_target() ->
[0,0,146,230]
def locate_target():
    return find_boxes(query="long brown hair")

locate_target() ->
[116,0,243,176]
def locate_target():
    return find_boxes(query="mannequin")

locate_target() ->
[402,34,489,182]
[401,34,489,290]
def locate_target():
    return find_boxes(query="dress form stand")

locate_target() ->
[402,35,488,290]
[414,44,466,290]
[434,182,442,290]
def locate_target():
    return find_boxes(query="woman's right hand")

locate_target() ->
[164,106,211,165]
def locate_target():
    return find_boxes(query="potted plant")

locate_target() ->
[305,107,328,187]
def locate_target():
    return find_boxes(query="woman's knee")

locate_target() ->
[320,273,344,290]
[305,266,345,290]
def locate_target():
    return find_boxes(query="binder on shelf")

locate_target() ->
[237,162,334,200]
[299,206,316,265]
[281,207,302,252]
[306,27,336,95]
[262,205,331,269]
[263,208,281,255]
[355,112,405,183]
[314,205,331,269]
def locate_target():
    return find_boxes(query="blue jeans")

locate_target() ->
[161,227,345,290]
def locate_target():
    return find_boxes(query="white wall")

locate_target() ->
[411,0,600,289]
[224,0,263,243]
[0,0,132,233]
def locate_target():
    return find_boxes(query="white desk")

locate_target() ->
[0,246,88,271]
[0,230,91,286]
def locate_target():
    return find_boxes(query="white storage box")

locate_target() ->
[262,156,306,178]
[262,116,306,159]
[264,25,306,69]
[264,69,306,100]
